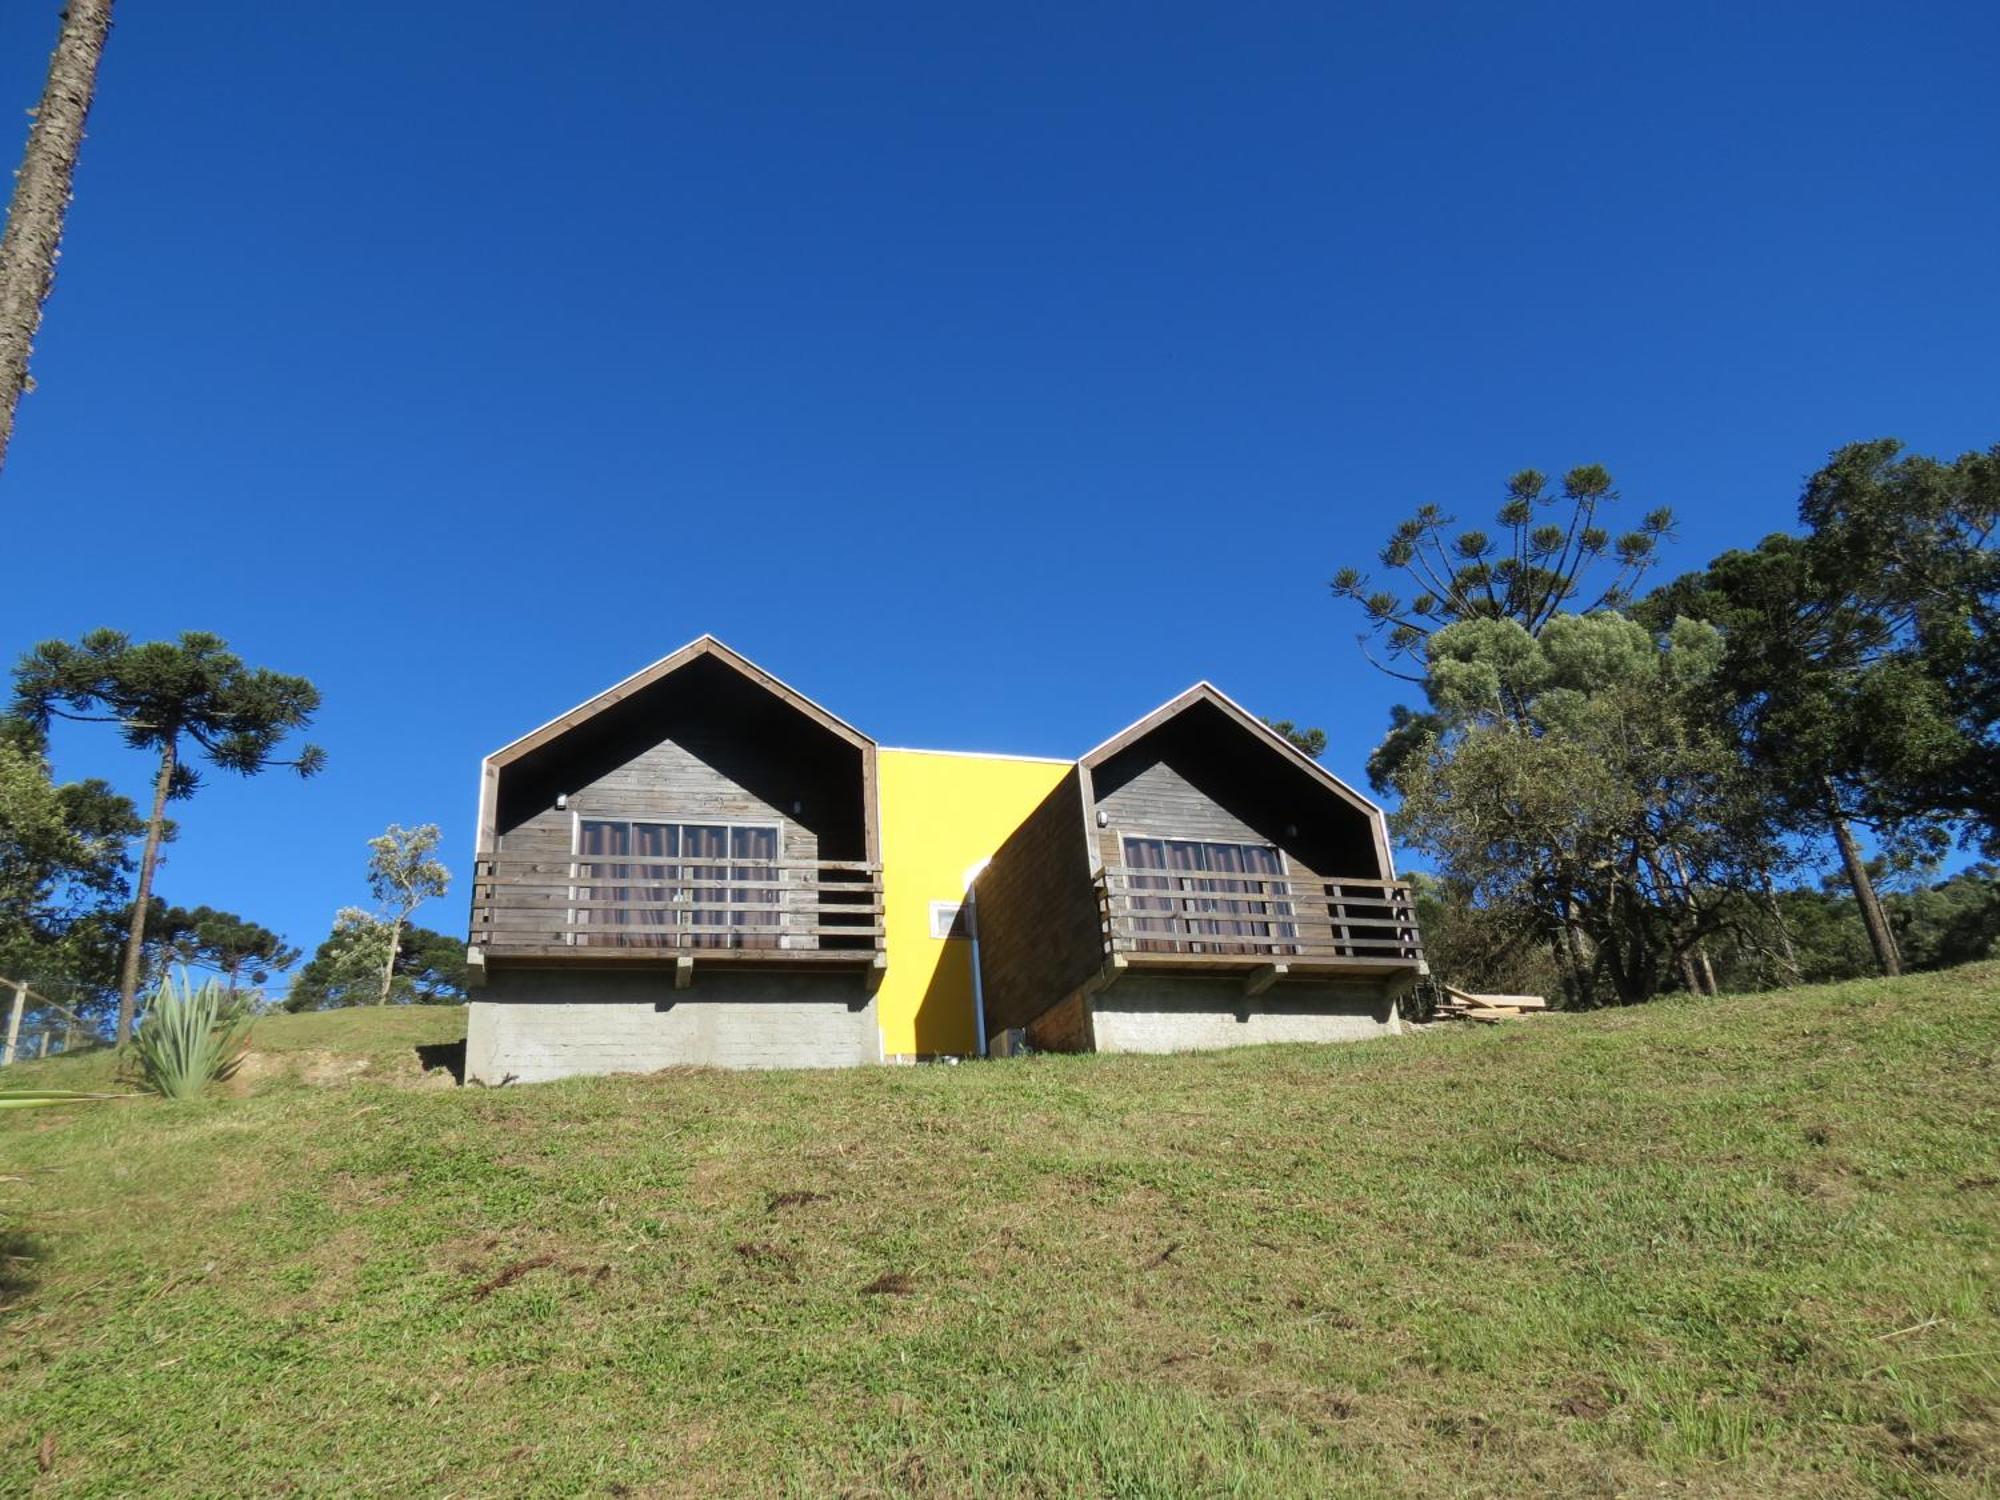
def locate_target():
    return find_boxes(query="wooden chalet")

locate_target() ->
[973,684,1425,1054]
[463,637,885,1081]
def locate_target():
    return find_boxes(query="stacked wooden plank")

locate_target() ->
[1435,985,1550,1023]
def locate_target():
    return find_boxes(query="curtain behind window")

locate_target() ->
[576,819,630,947]
[732,825,780,950]
[574,818,787,951]
[629,821,678,946]
[1119,835,1293,955]
[682,823,731,949]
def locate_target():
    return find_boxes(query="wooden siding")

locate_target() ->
[476,649,877,961]
[972,767,1106,1038]
[1095,759,1280,867]
[1024,990,1095,1053]
[1086,701,1386,883]
[500,734,818,864]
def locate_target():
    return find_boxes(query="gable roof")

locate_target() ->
[484,634,875,770]
[1077,681,1383,820]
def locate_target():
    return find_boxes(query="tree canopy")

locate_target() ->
[1331,465,1674,674]
[10,629,323,1041]
[1391,611,1769,1005]
[285,916,470,1011]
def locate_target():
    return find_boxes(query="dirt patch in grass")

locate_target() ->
[860,1271,915,1296]
[766,1189,830,1210]
[467,1253,557,1301]
[733,1241,799,1275]
[225,1049,381,1093]
[1556,1384,1614,1420]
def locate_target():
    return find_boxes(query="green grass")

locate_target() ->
[2,969,1996,1497]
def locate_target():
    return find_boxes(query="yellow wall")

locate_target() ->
[875,748,1071,1059]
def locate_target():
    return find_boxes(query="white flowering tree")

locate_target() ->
[364,824,450,1006]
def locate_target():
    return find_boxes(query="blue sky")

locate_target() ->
[3,1,1995,975]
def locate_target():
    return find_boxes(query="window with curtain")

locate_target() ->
[575,819,782,948]
[1120,836,1295,953]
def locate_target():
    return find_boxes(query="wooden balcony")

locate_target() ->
[1097,865,1424,979]
[469,854,885,970]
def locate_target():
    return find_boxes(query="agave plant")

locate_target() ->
[129,971,252,1101]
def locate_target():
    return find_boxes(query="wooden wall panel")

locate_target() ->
[1093,758,1327,881]
[973,767,1106,1037]
[501,732,817,864]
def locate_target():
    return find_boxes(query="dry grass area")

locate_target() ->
[2,967,1996,1497]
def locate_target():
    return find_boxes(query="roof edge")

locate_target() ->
[483,634,876,769]
[1077,681,1384,819]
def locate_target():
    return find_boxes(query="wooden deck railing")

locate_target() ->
[470,855,884,956]
[1097,865,1423,964]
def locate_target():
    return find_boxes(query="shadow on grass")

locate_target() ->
[0,1226,44,1307]
[415,1039,466,1085]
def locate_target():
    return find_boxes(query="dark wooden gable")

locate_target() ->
[479,638,878,865]
[1081,686,1390,881]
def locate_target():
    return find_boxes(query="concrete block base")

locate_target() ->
[1087,975,1396,1055]
[466,967,880,1083]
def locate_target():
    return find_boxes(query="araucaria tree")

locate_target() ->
[364,823,449,1005]
[1331,465,1675,674]
[11,631,323,1043]
[1393,613,1776,1005]
[0,0,117,476]
[1644,440,1997,976]
[163,905,300,999]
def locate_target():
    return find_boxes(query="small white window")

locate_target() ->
[930,901,969,940]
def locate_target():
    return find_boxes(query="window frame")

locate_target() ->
[1114,830,1297,952]
[567,812,787,947]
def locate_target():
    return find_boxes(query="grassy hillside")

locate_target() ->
[2,969,1996,1497]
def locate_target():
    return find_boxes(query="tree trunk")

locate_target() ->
[1662,846,1719,996]
[1760,871,1801,984]
[0,0,116,476]
[1554,891,1592,1006]
[116,734,174,1044]
[375,913,403,1005]
[1646,852,1704,995]
[1825,792,1901,977]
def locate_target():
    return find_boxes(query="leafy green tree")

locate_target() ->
[285,916,468,1010]
[1392,612,1777,1005]
[395,925,474,1004]
[0,727,144,1006]
[1642,451,1990,977]
[1332,465,1674,675]
[1696,866,2000,990]
[1886,864,2000,971]
[1796,439,1997,842]
[364,823,450,1005]
[161,905,299,999]
[1264,720,1328,758]
[11,631,324,1043]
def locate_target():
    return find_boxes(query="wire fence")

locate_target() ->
[0,977,101,1068]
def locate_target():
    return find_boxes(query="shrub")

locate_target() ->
[129,972,250,1101]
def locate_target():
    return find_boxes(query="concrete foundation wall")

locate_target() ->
[1088,975,1396,1055]
[466,967,880,1083]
